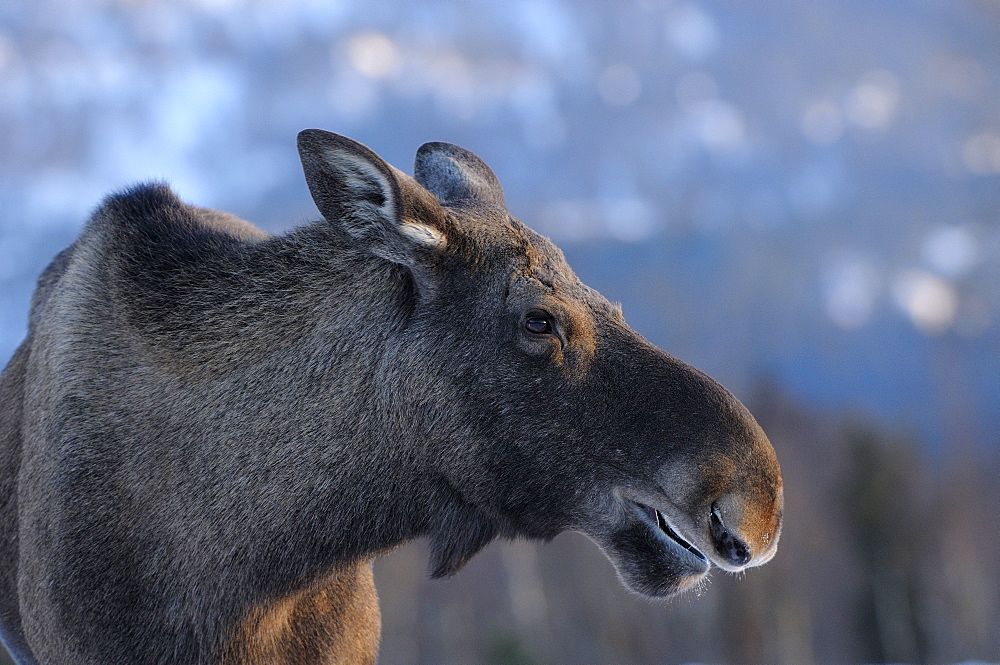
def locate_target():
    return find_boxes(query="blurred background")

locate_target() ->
[1,0,999,663]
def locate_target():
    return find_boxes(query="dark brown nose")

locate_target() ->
[710,504,752,567]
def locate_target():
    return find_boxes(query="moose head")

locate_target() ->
[296,129,782,593]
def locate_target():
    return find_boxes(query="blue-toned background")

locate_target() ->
[1,1,998,663]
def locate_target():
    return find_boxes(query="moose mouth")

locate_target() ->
[584,496,710,598]
[630,501,707,563]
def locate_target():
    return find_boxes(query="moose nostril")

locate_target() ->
[710,506,752,567]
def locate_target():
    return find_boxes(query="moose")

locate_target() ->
[0,130,782,664]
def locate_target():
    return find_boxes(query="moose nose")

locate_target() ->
[709,505,752,567]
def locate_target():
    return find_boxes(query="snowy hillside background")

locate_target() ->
[1,1,999,664]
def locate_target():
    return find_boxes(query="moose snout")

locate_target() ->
[709,504,752,567]
[706,490,782,571]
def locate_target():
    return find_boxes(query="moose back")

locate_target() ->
[0,130,783,664]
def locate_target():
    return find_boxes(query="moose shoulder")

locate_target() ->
[0,130,782,664]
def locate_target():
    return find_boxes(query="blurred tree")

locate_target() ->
[842,427,929,663]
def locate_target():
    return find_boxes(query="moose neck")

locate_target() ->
[131,221,493,599]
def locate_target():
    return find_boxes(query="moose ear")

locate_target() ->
[297,129,446,264]
[414,142,506,208]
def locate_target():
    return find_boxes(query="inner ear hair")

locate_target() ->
[400,222,446,249]
[320,148,400,231]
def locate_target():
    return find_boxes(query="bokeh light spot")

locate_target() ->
[922,225,980,278]
[823,253,879,330]
[667,3,720,61]
[602,197,654,241]
[692,100,745,152]
[962,131,1000,175]
[893,269,958,335]
[345,32,400,79]
[846,69,900,131]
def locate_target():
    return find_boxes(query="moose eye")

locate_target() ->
[524,315,553,335]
